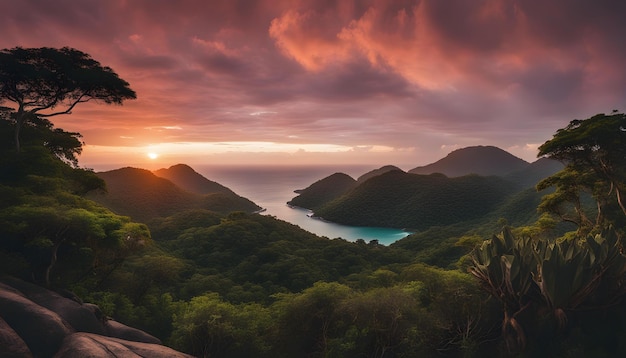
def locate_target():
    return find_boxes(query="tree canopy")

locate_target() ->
[537,111,626,233]
[0,47,136,152]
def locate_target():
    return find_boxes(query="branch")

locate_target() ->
[615,186,626,218]
[38,94,91,117]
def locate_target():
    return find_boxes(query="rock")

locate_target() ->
[0,276,192,357]
[104,319,162,344]
[0,317,33,358]
[54,332,194,358]
[83,303,106,324]
[0,276,105,335]
[0,286,73,357]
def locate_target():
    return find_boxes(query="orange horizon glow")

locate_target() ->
[76,141,543,173]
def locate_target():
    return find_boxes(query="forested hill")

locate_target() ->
[289,146,563,230]
[409,145,529,177]
[314,170,519,229]
[504,157,564,188]
[88,167,260,222]
[287,172,357,210]
[153,163,235,195]
[356,165,403,183]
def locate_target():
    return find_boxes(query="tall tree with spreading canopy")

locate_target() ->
[537,111,626,233]
[0,47,136,153]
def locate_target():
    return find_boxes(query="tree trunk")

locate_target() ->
[14,107,26,153]
[14,115,22,153]
[44,238,65,288]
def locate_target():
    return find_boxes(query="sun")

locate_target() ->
[147,152,159,160]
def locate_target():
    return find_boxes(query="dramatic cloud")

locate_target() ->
[1,0,625,168]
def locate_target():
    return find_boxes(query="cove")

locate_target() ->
[281,206,410,245]
[197,165,411,245]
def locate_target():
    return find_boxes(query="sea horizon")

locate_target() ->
[84,162,411,244]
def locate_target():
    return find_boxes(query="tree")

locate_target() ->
[0,199,150,288]
[170,293,272,357]
[537,111,626,232]
[0,47,136,152]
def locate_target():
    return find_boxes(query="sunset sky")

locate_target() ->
[2,0,625,170]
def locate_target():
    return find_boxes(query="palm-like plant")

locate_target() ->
[470,227,626,352]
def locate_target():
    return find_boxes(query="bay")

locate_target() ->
[195,165,410,245]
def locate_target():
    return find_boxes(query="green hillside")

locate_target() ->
[504,157,564,188]
[153,163,235,195]
[289,147,563,231]
[88,167,260,222]
[315,171,518,229]
[287,172,356,210]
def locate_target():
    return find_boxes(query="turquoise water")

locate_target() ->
[195,165,410,245]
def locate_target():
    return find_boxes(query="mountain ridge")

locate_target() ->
[409,145,529,177]
[288,172,356,210]
[288,145,563,230]
[88,166,260,222]
[153,164,236,195]
[313,170,519,230]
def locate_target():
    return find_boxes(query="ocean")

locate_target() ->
[194,164,411,245]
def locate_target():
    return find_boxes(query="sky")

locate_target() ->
[1,0,625,170]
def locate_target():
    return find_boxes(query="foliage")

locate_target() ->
[0,189,150,287]
[469,226,626,353]
[0,46,136,152]
[314,171,518,229]
[288,172,356,210]
[149,209,222,241]
[170,293,272,357]
[1,113,84,167]
[151,211,412,302]
[0,138,148,288]
[167,268,499,358]
[537,111,626,234]
[87,167,260,223]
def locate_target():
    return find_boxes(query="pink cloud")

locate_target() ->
[1,0,625,167]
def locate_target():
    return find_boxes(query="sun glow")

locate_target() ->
[79,141,423,169]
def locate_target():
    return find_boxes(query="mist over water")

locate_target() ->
[195,165,411,245]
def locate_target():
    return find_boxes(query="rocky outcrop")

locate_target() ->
[0,282,73,357]
[1,276,105,335]
[104,319,162,344]
[55,333,191,358]
[0,276,192,358]
[0,317,33,358]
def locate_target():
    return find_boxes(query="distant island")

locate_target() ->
[289,145,563,230]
